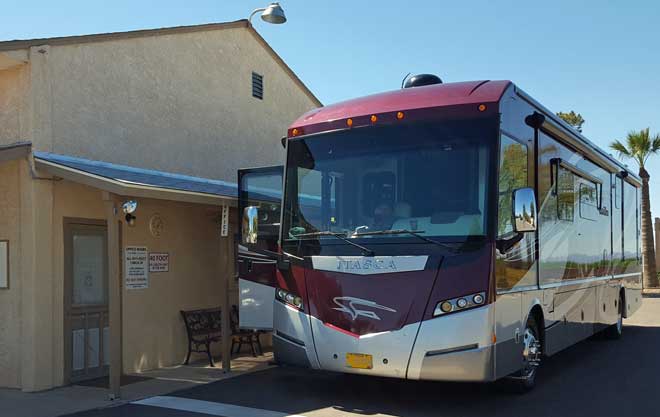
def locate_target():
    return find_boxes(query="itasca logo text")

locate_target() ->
[332,296,397,321]
[336,258,397,272]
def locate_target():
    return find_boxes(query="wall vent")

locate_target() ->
[252,72,264,100]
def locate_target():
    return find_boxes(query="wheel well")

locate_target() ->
[528,305,545,353]
[620,287,627,318]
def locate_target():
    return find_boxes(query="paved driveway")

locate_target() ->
[67,298,660,417]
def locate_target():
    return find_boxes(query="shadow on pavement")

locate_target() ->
[169,324,659,417]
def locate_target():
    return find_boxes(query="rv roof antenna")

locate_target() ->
[401,73,411,89]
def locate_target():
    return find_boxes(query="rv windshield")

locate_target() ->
[282,119,495,244]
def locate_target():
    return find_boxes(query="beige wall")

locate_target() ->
[0,65,29,143]
[0,169,237,390]
[1,27,318,182]
[51,181,236,378]
[0,160,22,388]
[121,198,232,373]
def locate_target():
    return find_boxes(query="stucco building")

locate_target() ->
[0,20,320,394]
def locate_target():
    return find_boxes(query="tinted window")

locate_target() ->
[282,119,495,249]
[497,135,528,237]
[557,166,575,221]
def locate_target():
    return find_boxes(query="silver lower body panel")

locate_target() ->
[274,303,498,382]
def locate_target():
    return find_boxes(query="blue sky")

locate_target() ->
[3,1,660,216]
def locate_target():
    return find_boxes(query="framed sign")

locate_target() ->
[149,252,169,273]
[125,246,148,289]
[0,240,7,289]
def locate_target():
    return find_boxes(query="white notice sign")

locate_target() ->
[149,252,169,273]
[125,246,148,289]
[221,205,229,237]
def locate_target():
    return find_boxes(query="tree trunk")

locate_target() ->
[639,168,659,288]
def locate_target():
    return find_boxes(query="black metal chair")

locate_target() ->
[180,307,222,367]
[230,305,263,357]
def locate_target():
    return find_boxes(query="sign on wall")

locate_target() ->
[221,205,229,237]
[125,246,148,289]
[149,252,169,273]
[0,240,8,289]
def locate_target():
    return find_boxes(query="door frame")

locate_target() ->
[63,217,108,384]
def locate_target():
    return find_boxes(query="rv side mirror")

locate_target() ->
[513,188,537,233]
[242,206,259,244]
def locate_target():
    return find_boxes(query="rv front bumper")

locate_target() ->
[273,302,496,382]
[407,305,495,382]
[272,300,320,369]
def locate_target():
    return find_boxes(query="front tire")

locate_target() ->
[506,315,542,393]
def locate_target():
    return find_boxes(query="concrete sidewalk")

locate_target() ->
[0,352,274,417]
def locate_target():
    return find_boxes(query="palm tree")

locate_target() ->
[610,128,660,288]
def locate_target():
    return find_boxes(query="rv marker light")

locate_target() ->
[440,301,453,313]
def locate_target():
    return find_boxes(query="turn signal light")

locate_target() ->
[276,287,304,310]
[433,291,486,317]
[346,118,354,127]
[291,128,301,137]
[478,104,487,112]
[370,115,378,123]
[396,111,405,120]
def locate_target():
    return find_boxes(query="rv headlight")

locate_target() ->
[433,291,486,317]
[275,287,304,311]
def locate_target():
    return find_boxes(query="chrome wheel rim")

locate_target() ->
[521,327,542,378]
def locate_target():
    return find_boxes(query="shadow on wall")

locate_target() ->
[173,324,660,417]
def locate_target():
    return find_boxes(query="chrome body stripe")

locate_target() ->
[540,275,620,289]
[613,272,642,279]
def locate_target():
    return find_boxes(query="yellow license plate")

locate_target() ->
[346,353,373,369]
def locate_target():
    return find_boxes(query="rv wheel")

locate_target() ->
[604,294,624,340]
[506,315,542,393]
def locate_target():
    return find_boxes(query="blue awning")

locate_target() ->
[34,151,238,198]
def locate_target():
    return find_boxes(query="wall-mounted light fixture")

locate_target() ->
[122,200,138,226]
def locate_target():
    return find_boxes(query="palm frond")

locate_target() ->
[650,134,660,154]
[610,140,631,157]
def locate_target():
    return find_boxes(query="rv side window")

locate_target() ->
[578,182,599,221]
[557,166,575,222]
[497,134,528,237]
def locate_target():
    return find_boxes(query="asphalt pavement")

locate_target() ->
[65,298,660,417]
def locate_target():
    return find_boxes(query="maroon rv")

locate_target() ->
[237,76,642,390]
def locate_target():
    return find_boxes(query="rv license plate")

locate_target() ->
[346,353,373,369]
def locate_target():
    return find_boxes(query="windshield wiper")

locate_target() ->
[294,231,375,256]
[353,229,457,251]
